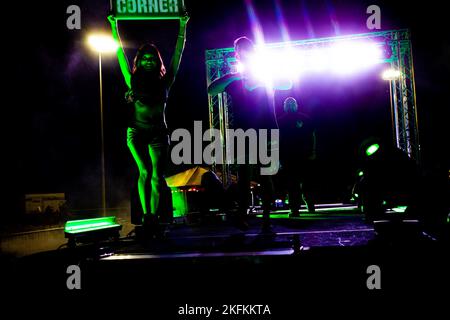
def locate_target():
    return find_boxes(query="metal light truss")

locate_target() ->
[205,29,420,186]
[205,48,237,186]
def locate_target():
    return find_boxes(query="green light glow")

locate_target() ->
[66,224,122,234]
[358,170,364,177]
[67,221,111,231]
[65,216,120,234]
[392,206,408,213]
[171,188,188,217]
[365,144,380,156]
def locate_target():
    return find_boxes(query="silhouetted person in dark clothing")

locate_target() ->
[208,37,291,231]
[278,97,317,217]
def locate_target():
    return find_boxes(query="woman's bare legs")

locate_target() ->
[148,143,168,215]
[127,128,151,217]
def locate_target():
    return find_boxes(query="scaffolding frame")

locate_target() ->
[205,29,420,186]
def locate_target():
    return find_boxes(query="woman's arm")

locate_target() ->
[108,15,132,89]
[208,72,289,95]
[166,13,189,89]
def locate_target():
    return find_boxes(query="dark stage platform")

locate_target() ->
[112,203,374,257]
[4,203,449,306]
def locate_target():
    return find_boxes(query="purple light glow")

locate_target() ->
[244,0,265,46]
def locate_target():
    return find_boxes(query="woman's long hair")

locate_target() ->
[132,43,166,78]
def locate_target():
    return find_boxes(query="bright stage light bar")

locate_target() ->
[328,41,383,74]
[239,41,383,83]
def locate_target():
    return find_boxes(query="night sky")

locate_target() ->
[4,0,449,213]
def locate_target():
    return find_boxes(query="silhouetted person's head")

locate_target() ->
[133,43,166,78]
[234,37,255,65]
[283,97,298,113]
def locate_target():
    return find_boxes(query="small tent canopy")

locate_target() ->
[165,166,211,218]
[165,166,210,188]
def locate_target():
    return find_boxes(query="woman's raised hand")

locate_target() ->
[107,15,117,25]
[179,11,190,26]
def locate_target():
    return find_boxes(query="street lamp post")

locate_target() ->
[87,33,118,216]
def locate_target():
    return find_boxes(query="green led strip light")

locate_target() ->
[65,216,120,234]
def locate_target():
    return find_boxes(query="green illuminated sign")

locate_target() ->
[111,0,184,20]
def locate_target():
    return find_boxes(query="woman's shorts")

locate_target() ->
[127,126,170,148]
